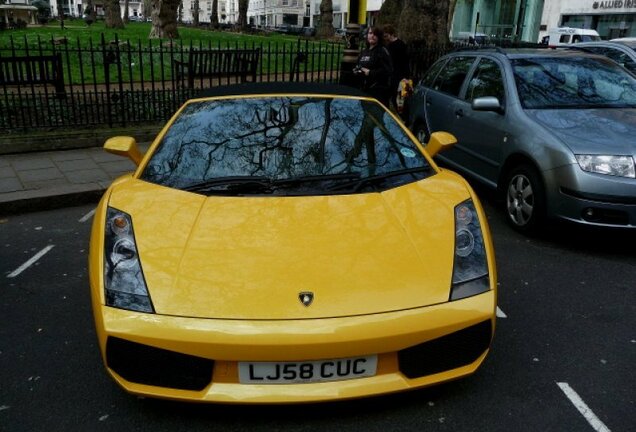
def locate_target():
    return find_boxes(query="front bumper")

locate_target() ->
[547,164,636,227]
[93,291,496,403]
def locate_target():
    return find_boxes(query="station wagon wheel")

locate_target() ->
[505,164,545,233]
[412,120,430,145]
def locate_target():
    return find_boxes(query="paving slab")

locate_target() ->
[0,166,16,179]
[0,143,149,216]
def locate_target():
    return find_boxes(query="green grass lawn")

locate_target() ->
[0,19,343,85]
[0,19,324,49]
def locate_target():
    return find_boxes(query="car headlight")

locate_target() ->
[450,200,490,301]
[575,155,635,178]
[104,207,154,313]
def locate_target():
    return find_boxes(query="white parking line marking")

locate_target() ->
[79,209,96,223]
[557,382,611,432]
[496,306,507,318]
[6,245,55,278]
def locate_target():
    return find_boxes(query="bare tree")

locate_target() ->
[376,0,400,29]
[377,0,452,44]
[142,0,152,18]
[58,3,65,29]
[123,0,130,23]
[193,0,200,26]
[211,0,219,29]
[83,0,97,21]
[316,0,334,38]
[149,0,180,38]
[237,0,248,30]
[104,0,124,28]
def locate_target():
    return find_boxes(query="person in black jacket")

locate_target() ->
[353,26,393,107]
[383,24,410,111]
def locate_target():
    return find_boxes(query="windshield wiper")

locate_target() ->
[272,172,362,187]
[182,176,271,194]
[329,167,430,192]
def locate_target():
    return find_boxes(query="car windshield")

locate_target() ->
[141,96,431,196]
[512,56,636,109]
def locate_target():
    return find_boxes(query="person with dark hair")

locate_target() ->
[353,26,393,107]
[383,24,410,112]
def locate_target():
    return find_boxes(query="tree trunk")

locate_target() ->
[149,0,180,38]
[104,0,124,28]
[211,0,219,29]
[143,0,152,19]
[59,4,64,28]
[84,0,97,20]
[237,0,248,30]
[316,0,333,38]
[397,0,450,44]
[123,0,130,23]
[193,0,199,26]
[376,0,401,29]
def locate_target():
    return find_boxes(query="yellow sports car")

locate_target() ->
[89,83,497,403]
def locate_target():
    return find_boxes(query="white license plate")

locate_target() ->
[238,355,378,384]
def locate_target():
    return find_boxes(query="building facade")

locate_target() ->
[48,0,144,19]
[309,0,544,42]
[45,0,239,24]
[247,0,308,27]
[1,0,38,26]
[450,0,545,43]
[181,0,229,24]
[539,0,636,40]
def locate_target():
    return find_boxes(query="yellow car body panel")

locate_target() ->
[100,172,475,320]
[91,290,494,403]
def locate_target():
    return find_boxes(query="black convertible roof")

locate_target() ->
[196,82,369,99]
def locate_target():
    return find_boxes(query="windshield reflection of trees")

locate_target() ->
[142,97,427,191]
[513,58,636,109]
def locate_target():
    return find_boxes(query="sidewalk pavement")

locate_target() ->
[0,145,145,216]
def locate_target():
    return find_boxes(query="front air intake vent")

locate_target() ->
[398,320,492,379]
[106,337,214,391]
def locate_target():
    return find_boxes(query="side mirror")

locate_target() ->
[104,136,143,166]
[472,96,504,114]
[426,132,457,157]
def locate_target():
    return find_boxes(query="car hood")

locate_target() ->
[106,174,471,320]
[525,108,636,155]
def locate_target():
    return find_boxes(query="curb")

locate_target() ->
[0,184,106,216]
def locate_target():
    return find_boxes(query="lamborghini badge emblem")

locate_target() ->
[299,292,314,307]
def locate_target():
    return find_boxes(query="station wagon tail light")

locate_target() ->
[450,200,490,301]
[104,207,154,313]
[575,155,635,178]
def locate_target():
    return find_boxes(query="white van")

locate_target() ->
[543,27,601,47]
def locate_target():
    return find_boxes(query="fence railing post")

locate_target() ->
[1,35,457,133]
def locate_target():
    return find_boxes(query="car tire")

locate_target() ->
[412,120,430,145]
[504,164,546,233]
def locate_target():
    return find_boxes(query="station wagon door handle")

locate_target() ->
[455,108,464,117]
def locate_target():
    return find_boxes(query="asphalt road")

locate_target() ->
[0,200,634,432]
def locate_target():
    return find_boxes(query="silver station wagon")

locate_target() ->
[409,49,636,233]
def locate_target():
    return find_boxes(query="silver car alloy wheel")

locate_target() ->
[506,174,534,226]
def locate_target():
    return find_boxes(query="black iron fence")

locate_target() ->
[0,34,463,133]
